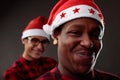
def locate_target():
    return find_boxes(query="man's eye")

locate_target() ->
[41,40,50,44]
[68,31,82,37]
[91,33,100,40]
[71,31,80,34]
[31,38,39,42]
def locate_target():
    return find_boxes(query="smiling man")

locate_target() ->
[36,0,120,80]
[3,16,57,80]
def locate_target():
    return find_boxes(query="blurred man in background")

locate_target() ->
[4,16,57,80]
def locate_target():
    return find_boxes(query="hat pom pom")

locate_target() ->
[43,24,52,35]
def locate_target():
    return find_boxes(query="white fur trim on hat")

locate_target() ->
[44,5,104,39]
[21,29,50,40]
[43,24,52,35]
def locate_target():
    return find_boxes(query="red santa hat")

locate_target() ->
[21,16,50,40]
[43,0,105,38]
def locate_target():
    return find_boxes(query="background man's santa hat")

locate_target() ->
[43,0,105,39]
[21,16,50,40]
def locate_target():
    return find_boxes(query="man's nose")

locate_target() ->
[80,34,93,48]
[36,43,44,51]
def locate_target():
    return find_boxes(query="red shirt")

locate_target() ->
[36,67,120,80]
[3,56,57,80]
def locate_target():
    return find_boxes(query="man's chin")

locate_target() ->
[74,65,93,75]
[32,55,41,59]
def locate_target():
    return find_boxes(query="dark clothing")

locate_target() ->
[3,56,57,80]
[36,67,120,80]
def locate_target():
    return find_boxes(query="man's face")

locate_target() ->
[22,36,49,60]
[56,18,103,75]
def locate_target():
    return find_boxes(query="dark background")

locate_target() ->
[0,0,120,79]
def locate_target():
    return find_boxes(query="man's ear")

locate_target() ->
[53,30,60,45]
[21,39,25,44]
[21,38,27,44]
[53,29,59,39]
[53,38,58,45]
